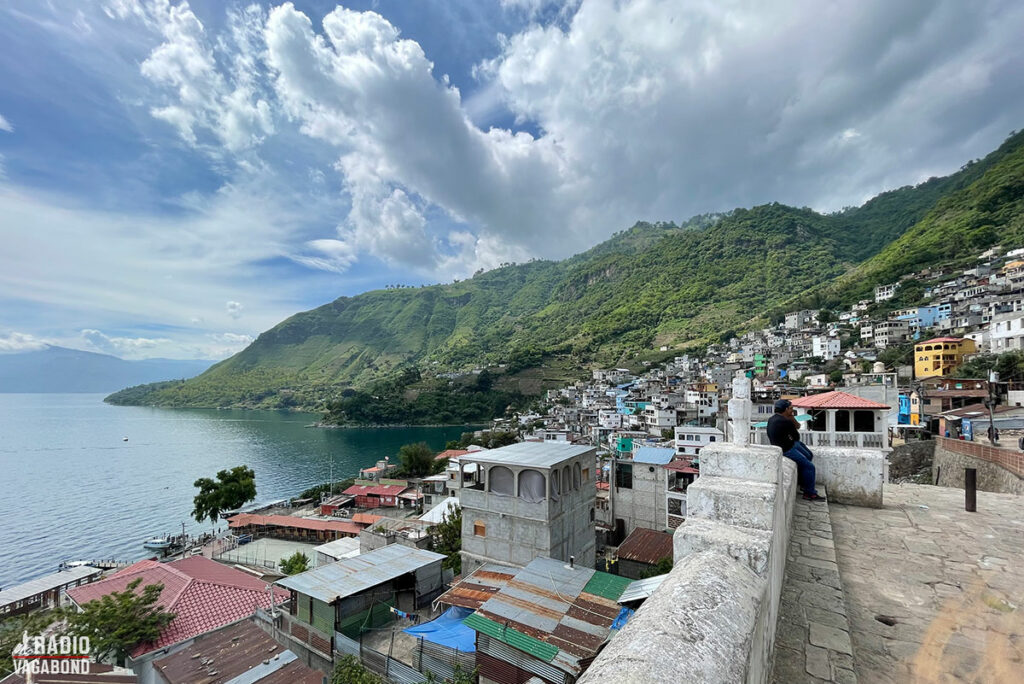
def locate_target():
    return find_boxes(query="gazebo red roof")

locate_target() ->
[790,391,890,410]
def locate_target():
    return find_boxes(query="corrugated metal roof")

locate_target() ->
[616,528,674,566]
[463,613,559,662]
[419,497,460,524]
[312,537,361,560]
[152,620,322,684]
[617,573,668,604]
[276,544,444,603]
[0,566,101,607]
[632,447,675,465]
[435,564,517,611]
[581,571,633,600]
[462,557,629,677]
[462,442,594,468]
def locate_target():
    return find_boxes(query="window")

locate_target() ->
[590,507,595,522]
[853,410,875,432]
[550,469,560,500]
[835,410,850,432]
[810,410,827,431]
[474,521,486,537]
[489,466,514,496]
[519,469,546,503]
[582,467,590,482]
[709,435,716,442]
[563,466,571,493]
[616,462,633,489]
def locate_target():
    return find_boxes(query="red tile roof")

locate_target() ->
[435,449,472,461]
[351,513,384,525]
[66,557,287,658]
[596,481,610,491]
[790,391,890,410]
[343,483,408,497]
[227,513,363,535]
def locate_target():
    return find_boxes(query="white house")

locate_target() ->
[875,283,899,302]
[673,426,724,456]
[811,336,841,361]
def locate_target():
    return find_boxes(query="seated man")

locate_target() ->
[767,399,824,501]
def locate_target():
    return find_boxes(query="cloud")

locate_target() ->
[0,113,12,132]
[81,328,168,357]
[0,332,49,353]
[225,301,244,319]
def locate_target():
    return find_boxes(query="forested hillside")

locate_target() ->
[106,131,1024,416]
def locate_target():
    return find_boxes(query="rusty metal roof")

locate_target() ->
[616,527,674,565]
[153,620,322,684]
[436,564,517,610]
[462,557,631,677]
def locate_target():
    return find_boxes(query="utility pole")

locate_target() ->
[987,370,1000,445]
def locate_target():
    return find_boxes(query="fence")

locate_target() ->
[335,632,428,684]
[936,436,1024,477]
[415,637,476,682]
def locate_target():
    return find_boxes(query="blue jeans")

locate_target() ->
[784,443,817,496]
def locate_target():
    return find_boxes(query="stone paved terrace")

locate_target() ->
[773,488,858,684]
[831,484,1024,683]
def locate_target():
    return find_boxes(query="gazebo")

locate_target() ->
[790,391,891,449]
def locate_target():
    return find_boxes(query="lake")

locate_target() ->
[0,393,474,588]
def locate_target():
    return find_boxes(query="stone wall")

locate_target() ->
[812,447,885,507]
[579,443,797,684]
[932,437,1024,495]
[887,440,935,482]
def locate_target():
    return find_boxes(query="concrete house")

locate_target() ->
[458,442,597,575]
[611,446,675,536]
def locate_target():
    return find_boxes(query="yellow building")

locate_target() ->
[914,337,976,379]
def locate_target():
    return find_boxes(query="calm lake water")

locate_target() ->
[0,394,474,588]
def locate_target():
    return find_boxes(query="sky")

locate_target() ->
[1,0,1023,360]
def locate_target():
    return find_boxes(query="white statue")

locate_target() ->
[729,373,752,446]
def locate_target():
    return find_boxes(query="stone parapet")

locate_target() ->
[812,447,885,507]
[580,440,797,684]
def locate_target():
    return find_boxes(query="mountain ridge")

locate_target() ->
[0,346,214,393]
[106,130,1024,413]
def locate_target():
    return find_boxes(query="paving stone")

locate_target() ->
[805,605,850,631]
[833,667,858,684]
[805,644,832,680]
[809,622,853,655]
[808,536,835,549]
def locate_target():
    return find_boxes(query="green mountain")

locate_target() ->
[107,130,1024,416]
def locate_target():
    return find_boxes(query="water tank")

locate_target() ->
[872,361,885,373]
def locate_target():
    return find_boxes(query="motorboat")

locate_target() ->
[142,537,172,551]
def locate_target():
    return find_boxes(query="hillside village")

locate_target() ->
[6,248,1024,684]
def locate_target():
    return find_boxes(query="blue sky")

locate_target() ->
[1,0,1023,359]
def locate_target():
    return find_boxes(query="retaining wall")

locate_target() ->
[932,437,1024,495]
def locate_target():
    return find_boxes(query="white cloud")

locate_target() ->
[81,328,168,357]
[0,113,12,133]
[225,301,244,319]
[0,332,50,353]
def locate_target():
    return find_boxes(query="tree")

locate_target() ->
[192,466,257,526]
[331,655,381,684]
[398,442,435,478]
[67,578,175,665]
[818,309,836,324]
[280,551,310,575]
[0,609,69,677]
[640,556,674,579]
[429,506,462,574]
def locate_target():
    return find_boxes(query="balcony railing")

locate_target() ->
[751,430,887,449]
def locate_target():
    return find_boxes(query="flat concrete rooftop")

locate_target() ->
[831,484,1024,683]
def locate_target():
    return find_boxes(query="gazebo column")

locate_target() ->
[826,410,836,446]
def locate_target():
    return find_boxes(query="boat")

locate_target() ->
[142,537,172,551]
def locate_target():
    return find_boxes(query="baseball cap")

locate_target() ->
[774,399,792,413]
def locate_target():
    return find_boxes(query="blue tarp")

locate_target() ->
[611,606,634,630]
[403,606,477,652]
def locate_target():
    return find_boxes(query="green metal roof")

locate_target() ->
[463,613,560,662]
[583,571,633,601]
